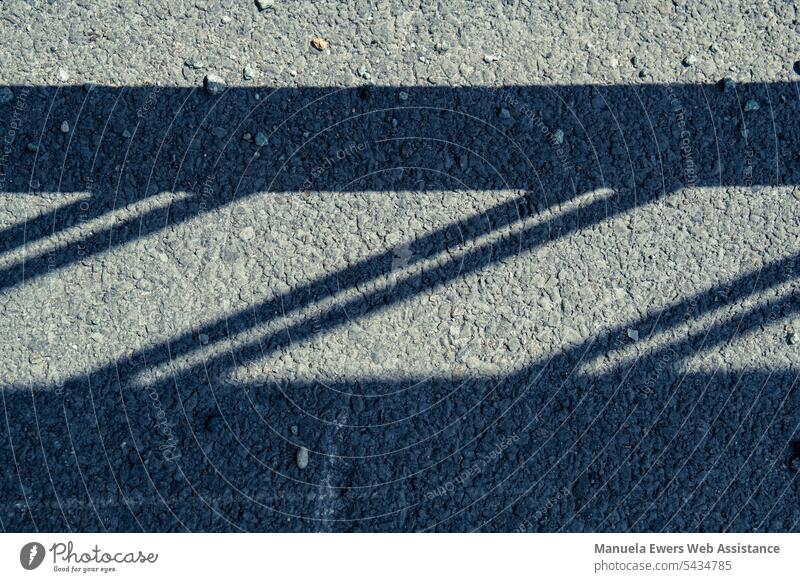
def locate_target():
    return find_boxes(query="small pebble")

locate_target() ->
[399,90,409,101]
[744,98,760,112]
[465,355,482,369]
[242,132,252,141]
[255,0,274,10]
[57,68,70,82]
[199,333,209,345]
[788,332,799,345]
[26,143,38,152]
[296,446,309,469]
[239,226,256,241]
[203,74,226,95]
[483,54,501,63]
[552,129,565,145]
[290,425,298,435]
[122,129,132,139]
[243,65,255,80]
[604,56,619,68]
[254,132,268,147]
[311,36,329,51]
[627,328,639,341]
[682,54,697,67]
[60,121,70,133]
[720,77,735,92]
[434,41,450,53]
[0,87,14,105]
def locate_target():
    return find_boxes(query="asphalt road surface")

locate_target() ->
[0,1,799,532]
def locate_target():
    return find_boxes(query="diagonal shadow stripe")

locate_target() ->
[3,255,798,532]
[0,82,797,292]
[0,81,798,533]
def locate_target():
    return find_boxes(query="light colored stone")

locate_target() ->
[296,447,309,469]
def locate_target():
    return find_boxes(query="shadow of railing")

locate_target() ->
[0,82,797,291]
[0,81,798,532]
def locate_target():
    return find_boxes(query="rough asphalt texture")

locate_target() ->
[0,2,799,532]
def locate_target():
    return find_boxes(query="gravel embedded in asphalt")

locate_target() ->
[0,1,797,535]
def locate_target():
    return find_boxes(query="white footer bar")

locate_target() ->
[2,533,797,581]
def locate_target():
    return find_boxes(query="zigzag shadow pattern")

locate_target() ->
[0,81,798,532]
[0,82,797,292]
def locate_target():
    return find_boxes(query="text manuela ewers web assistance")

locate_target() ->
[595,543,780,555]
